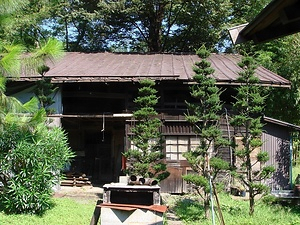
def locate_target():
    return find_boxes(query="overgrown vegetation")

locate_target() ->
[230,56,274,215]
[0,121,74,214]
[123,79,169,181]
[0,1,72,215]
[0,43,72,215]
[172,193,300,225]
[183,46,230,219]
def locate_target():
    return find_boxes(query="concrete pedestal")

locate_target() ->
[101,207,164,225]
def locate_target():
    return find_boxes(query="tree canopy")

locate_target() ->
[1,0,236,52]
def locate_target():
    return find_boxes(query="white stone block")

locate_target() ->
[101,207,164,225]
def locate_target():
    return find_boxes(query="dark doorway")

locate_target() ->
[85,130,112,183]
[62,117,126,185]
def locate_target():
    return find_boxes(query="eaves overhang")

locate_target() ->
[263,116,300,131]
[229,0,300,44]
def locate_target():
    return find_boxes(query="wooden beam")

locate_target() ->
[63,91,128,99]
[282,1,300,22]
[253,19,300,43]
[90,200,102,225]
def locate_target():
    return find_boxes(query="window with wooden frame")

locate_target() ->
[165,136,199,161]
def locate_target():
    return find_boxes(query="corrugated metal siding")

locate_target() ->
[262,123,290,190]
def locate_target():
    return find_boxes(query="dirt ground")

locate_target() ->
[53,184,103,202]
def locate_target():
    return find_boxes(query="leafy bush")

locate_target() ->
[174,199,205,221]
[0,124,74,215]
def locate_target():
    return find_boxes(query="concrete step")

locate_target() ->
[166,212,183,225]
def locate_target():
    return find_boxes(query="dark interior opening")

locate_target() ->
[110,191,154,205]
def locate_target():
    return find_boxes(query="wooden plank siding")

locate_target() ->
[125,114,235,193]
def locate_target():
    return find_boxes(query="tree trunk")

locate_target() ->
[204,193,210,219]
[147,3,166,52]
[249,187,255,215]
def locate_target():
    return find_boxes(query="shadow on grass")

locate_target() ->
[262,194,300,216]
[275,200,300,216]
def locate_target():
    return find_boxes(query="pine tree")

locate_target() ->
[123,79,169,182]
[231,56,275,215]
[183,46,230,219]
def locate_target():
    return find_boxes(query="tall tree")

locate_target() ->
[0,0,102,51]
[183,46,229,219]
[96,0,232,52]
[249,35,300,124]
[225,0,271,52]
[48,0,103,51]
[230,56,275,216]
[0,0,52,48]
[229,0,271,25]
[123,79,169,182]
[228,0,300,124]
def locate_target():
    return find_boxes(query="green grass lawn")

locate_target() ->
[1,186,300,225]
[0,197,97,225]
[173,193,300,225]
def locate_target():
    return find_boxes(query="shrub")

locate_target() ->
[0,125,74,215]
[123,79,169,181]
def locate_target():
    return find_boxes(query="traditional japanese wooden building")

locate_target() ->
[6,52,296,193]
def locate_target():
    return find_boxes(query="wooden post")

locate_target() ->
[90,200,102,225]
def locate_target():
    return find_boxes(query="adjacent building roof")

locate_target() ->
[263,116,300,131]
[17,52,290,87]
[229,0,300,44]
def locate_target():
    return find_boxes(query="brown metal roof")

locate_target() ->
[18,52,290,87]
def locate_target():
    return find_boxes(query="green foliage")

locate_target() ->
[210,157,230,175]
[0,123,74,215]
[293,165,300,185]
[183,46,230,218]
[174,199,205,221]
[0,44,24,77]
[91,0,232,52]
[236,31,300,124]
[34,78,58,114]
[256,151,269,163]
[173,193,300,225]
[0,0,73,215]
[230,55,274,215]
[123,79,169,181]
[260,166,276,179]
[261,194,278,205]
[183,174,210,193]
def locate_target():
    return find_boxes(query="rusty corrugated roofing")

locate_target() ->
[18,52,290,87]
